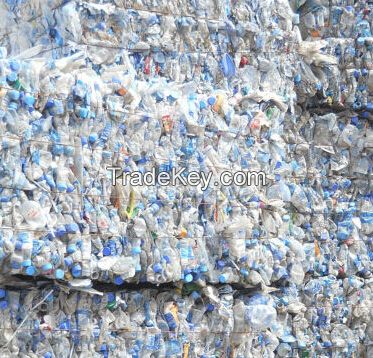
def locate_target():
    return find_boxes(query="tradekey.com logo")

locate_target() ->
[107,166,267,191]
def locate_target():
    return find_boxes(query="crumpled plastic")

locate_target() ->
[0,0,372,356]
[0,281,371,357]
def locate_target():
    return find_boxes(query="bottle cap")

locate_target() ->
[42,263,53,272]
[23,94,35,106]
[114,276,124,285]
[103,247,112,256]
[132,247,141,254]
[55,269,64,280]
[66,223,79,233]
[207,97,216,105]
[67,244,77,254]
[153,263,162,273]
[184,273,193,283]
[25,266,36,276]
[216,260,225,269]
[71,263,82,278]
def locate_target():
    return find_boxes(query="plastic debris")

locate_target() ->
[0,0,372,356]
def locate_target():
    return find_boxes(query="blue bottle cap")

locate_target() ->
[44,353,52,358]
[206,303,215,312]
[114,276,124,285]
[153,263,162,273]
[71,263,82,278]
[351,116,359,126]
[107,292,115,302]
[89,133,98,143]
[184,273,193,283]
[7,72,17,82]
[207,97,216,106]
[216,260,225,269]
[219,274,227,283]
[55,226,67,237]
[25,266,36,276]
[67,244,77,254]
[294,74,301,84]
[55,269,64,280]
[103,247,111,256]
[23,94,35,106]
[357,37,365,46]
[42,263,53,272]
[66,185,75,193]
[66,223,79,234]
[132,246,141,255]
[45,99,55,109]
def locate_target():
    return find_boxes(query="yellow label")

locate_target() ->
[170,303,179,325]
[183,343,190,358]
